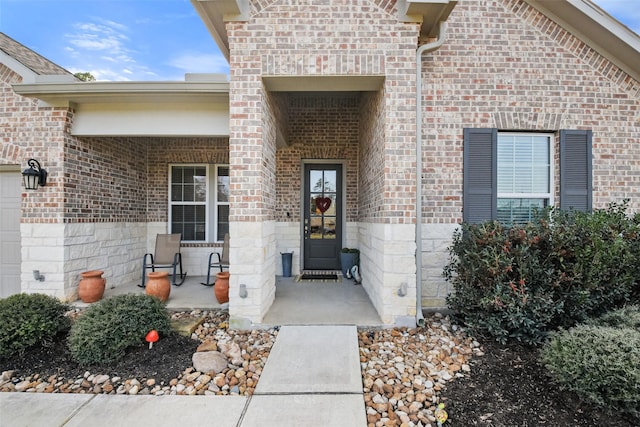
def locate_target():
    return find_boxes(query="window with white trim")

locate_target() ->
[497,133,553,224]
[169,164,229,242]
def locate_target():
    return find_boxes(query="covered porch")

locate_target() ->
[76,275,383,327]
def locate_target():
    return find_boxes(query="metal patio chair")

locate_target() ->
[139,233,187,287]
[201,233,229,286]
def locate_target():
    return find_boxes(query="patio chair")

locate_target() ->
[201,233,229,286]
[139,233,187,288]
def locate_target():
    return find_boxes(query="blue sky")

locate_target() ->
[0,0,638,82]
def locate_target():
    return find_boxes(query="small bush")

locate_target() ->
[584,305,640,330]
[444,201,640,344]
[541,325,640,415]
[68,294,171,365]
[0,293,70,359]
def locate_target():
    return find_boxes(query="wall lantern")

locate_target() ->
[22,158,48,190]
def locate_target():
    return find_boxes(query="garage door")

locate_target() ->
[0,167,22,297]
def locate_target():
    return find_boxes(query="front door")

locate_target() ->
[303,164,342,270]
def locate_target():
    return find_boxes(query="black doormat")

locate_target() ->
[301,273,338,281]
[295,272,340,282]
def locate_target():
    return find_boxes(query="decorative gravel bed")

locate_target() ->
[2,309,636,426]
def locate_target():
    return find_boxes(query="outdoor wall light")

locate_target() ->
[398,282,408,297]
[239,284,248,298]
[22,158,48,190]
[33,270,45,282]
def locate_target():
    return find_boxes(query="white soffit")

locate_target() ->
[525,0,640,82]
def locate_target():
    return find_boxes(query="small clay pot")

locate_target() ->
[78,270,106,303]
[146,271,171,302]
[215,271,230,304]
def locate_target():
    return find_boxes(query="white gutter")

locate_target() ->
[415,21,447,327]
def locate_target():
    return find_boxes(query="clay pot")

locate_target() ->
[78,270,106,303]
[215,271,230,304]
[146,271,171,302]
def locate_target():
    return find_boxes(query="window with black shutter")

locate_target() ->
[463,128,592,224]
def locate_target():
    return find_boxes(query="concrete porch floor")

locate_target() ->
[74,274,383,327]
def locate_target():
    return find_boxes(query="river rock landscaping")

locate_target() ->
[1,308,638,426]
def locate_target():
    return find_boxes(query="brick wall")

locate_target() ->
[63,137,146,222]
[145,137,229,222]
[228,0,420,225]
[1,64,68,222]
[359,90,386,221]
[275,94,360,223]
[421,0,640,223]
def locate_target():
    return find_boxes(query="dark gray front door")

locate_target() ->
[303,164,342,270]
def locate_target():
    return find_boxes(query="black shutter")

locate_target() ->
[560,130,592,212]
[463,128,497,223]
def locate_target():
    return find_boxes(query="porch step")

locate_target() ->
[243,325,366,426]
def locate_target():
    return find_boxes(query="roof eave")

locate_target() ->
[398,0,458,38]
[12,80,230,107]
[190,0,249,63]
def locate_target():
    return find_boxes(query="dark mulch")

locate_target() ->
[439,339,640,426]
[1,332,197,385]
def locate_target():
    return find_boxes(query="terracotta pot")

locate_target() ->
[146,271,171,302]
[78,270,106,303]
[215,271,230,304]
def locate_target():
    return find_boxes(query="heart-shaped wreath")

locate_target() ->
[315,197,332,213]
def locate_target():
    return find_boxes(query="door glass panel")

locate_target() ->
[308,169,338,240]
[310,170,323,192]
[310,217,322,239]
[323,171,336,192]
[323,217,336,238]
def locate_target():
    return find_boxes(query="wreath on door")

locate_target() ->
[315,197,331,213]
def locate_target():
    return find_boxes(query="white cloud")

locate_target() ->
[167,52,230,75]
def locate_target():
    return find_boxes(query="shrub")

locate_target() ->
[0,293,70,359]
[548,202,638,324]
[584,305,640,330]
[68,294,171,365]
[444,218,563,344]
[541,325,640,416]
[444,201,640,344]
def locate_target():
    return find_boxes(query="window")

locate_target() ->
[463,129,591,224]
[169,164,229,242]
[496,133,552,224]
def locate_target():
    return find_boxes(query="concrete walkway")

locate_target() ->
[0,325,366,427]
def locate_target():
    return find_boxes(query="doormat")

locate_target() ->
[295,272,340,282]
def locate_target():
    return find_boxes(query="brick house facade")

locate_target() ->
[1,0,638,327]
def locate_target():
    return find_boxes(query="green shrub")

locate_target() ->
[444,218,563,344]
[541,325,640,416]
[444,201,640,344]
[584,305,640,330]
[0,293,70,359]
[68,294,171,365]
[549,203,638,324]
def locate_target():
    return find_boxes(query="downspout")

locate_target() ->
[415,21,447,327]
